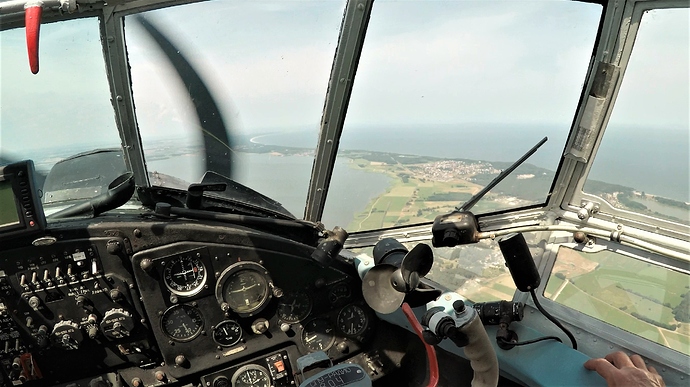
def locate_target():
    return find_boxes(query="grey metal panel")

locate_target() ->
[100,8,150,187]
[304,0,374,222]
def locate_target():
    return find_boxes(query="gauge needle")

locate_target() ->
[230,283,258,293]
[306,335,316,343]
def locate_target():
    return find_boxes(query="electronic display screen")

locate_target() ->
[0,179,21,229]
[0,160,46,244]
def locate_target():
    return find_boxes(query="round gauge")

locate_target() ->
[328,283,351,304]
[160,304,204,342]
[337,304,368,336]
[163,254,207,296]
[231,364,271,387]
[301,318,335,352]
[216,262,273,317]
[213,320,243,347]
[276,291,312,323]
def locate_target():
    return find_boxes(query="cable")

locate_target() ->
[529,289,577,350]
[497,336,562,346]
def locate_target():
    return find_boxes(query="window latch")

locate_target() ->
[577,201,600,220]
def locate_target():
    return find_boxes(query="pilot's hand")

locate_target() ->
[584,351,665,387]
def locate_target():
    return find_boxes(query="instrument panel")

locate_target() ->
[133,240,374,380]
[0,219,376,387]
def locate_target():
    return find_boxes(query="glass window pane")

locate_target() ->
[584,8,689,225]
[0,18,121,207]
[544,246,690,354]
[322,0,602,231]
[125,0,345,217]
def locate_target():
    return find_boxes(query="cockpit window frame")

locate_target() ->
[559,0,690,242]
[527,0,690,372]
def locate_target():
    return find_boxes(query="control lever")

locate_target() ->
[421,300,470,348]
[420,297,499,386]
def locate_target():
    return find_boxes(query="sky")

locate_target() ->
[0,1,687,157]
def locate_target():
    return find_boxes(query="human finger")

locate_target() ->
[629,354,648,370]
[584,357,619,381]
[605,351,634,368]
[648,365,659,375]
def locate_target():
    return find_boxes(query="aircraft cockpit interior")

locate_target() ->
[0,0,688,386]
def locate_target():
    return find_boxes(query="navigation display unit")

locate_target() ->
[0,160,46,243]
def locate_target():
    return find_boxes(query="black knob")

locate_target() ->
[213,376,230,387]
[175,354,188,367]
[139,258,153,272]
[106,240,122,255]
[109,289,123,301]
[442,229,460,246]
[89,377,110,387]
[453,300,466,314]
[422,330,441,345]
[336,341,349,354]
[76,295,90,308]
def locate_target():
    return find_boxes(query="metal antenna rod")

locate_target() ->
[457,136,548,212]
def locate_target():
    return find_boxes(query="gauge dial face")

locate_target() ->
[163,254,207,296]
[231,365,271,387]
[328,283,351,304]
[337,304,368,336]
[219,265,271,316]
[213,320,242,347]
[223,270,269,313]
[301,318,335,352]
[161,304,204,342]
[276,291,312,323]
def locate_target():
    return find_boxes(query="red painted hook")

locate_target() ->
[25,1,43,74]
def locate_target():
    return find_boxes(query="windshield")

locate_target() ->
[1,0,603,226]
[322,0,602,230]
[125,0,345,217]
[126,0,602,228]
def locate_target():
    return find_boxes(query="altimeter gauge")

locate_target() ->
[216,262,273,317]
[231,364,271,387]
[163,253,207,297]
[161,304,204,342]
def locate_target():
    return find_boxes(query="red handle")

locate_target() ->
[25,3,43,74]
[402,303,439,387]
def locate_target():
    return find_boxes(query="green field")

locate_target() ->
[345,158,511,231]
[548,248,690,353]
